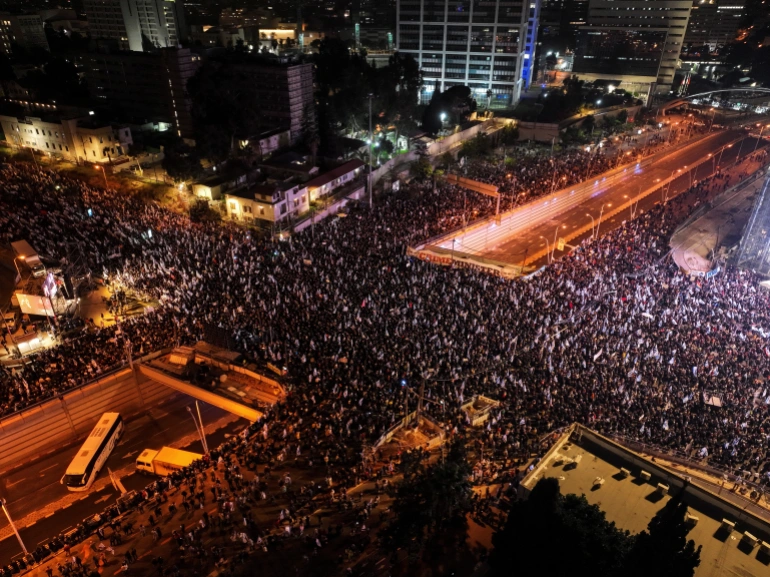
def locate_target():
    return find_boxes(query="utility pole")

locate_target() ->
[196,400,208,454]
[187,403,208,454]
[1,498,27,556]
[368,94,374,209]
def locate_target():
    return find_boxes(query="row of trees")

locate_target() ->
[314,38,423,157]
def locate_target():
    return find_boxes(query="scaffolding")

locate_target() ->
[737,171,770,275]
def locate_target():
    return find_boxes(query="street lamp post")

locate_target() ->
[708,108,717,133]
[12,255,25,279]
[735,137,747,164]
[753,124,770,153]
[540,236,552,264]
[586,213,596,239]
[1,498,28,556]
[665,169,682,203]
[595,203,611,239]
[717,144,732,168]
[96,165,108,187]
[187,403,209,454]
[682,164,693,189]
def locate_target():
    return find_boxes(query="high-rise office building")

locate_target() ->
[83,48,200,137]
[684,0,744,51]
[396,0,539,108]
[0,12,50,55]
[572,0,692,95]
[538,0,588,41]
[84,0,188,52]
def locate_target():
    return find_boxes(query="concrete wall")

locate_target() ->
[517,121,560,143]
[0,366,175,471]
[293,185,366,233]
[370,151,418,186]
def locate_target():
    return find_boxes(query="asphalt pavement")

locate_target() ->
[439,131,755,265]
[0,394,247,565]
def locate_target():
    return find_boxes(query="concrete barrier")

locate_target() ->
[413,131,738,269]
[0,366,175,471]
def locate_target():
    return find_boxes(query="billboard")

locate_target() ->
[16,293,54,317]
[42,272,57,298]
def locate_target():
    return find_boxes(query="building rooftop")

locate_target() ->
[259,151,318,177]
[521,426,770,576]
[304,159,366,190]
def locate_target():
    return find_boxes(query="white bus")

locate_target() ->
[61,412,124,491]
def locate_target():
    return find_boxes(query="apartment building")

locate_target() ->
[83,48,200,138]
[231,61,315,144]
[225,159,366,224]
[0,113,132,163]
[84,0,187,52]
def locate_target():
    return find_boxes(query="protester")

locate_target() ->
[0,135,768,503]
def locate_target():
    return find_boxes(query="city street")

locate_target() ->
[0,395,247,565]
[434,130,753,265]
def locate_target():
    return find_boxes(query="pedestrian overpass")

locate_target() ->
[138,341,286,422]
[659,88,770,114]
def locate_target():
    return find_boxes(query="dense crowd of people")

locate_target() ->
[1,132,770,499]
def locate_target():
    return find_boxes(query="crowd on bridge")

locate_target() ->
[1,133,770,572]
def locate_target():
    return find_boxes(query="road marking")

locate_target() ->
[123,450,139,459]
[40,463,59,473]
[94,494,111,504]
[6,477,26,488]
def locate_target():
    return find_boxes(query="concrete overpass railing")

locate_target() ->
[0,366,175,472]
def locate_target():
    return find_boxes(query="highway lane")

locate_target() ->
[437,130,744,263]
[531,136,766,267]
[0,394,247,565]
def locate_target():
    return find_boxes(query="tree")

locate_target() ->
[378,137,394,156]
[187,60,264,163]
[458,133,492,160]
[439,151,456,170]
[490,478,632,577]
[383,441,472,565]
[491,478,701,577]
[189,199,220,222]
[410,157,433,181]
[421,101,443,135]
[498,124,519,146]
[622,495,701,577]
[162,145,202,182]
